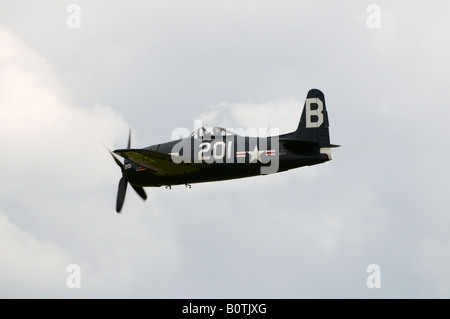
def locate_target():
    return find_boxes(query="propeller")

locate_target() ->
[109,129,147,213]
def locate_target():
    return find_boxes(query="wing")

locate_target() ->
[113,148,210,176]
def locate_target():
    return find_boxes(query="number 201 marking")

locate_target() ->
[198,141,232,161]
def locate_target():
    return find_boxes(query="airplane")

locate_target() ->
[109,88,339,213]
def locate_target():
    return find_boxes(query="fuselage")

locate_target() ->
[123,134,330,188]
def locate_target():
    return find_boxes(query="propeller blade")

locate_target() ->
[108,149,124,171]
[116,176,128,213]
[109,129,145,213]
[131,185,147,201]
[127,128,132,149]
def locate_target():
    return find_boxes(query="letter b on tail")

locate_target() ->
[305,98,324,128]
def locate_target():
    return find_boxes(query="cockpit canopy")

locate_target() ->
[189,126,235,139]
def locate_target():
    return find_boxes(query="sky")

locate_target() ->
[0,0,449,298]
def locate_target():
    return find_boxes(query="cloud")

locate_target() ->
[0,210,73,298]
[0,26,129,193]
[0,25,147,297]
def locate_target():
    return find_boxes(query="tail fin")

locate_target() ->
[288,88,333,147]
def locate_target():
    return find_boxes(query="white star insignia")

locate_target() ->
[247,145,265,163]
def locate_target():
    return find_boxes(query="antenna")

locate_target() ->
[264,126,271,137]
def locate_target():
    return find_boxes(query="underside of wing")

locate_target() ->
[113,148,210,176]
